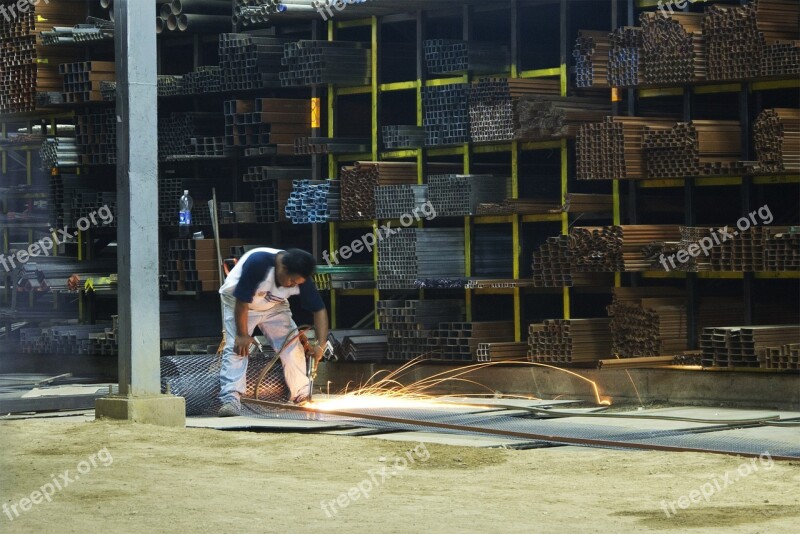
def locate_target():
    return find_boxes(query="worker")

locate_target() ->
[217,247,328,416]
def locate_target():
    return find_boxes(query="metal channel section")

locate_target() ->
[240,399,800,459]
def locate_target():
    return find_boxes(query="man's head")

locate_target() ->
[277,249,316,288]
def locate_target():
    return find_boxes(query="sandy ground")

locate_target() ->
[1,419,799,533]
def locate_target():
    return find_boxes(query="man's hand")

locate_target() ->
[234,334,256,357]
[312,344,324,364]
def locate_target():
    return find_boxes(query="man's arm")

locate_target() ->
[234,299,255,356]
[312,308,329,363]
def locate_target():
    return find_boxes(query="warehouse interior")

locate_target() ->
[1,0,799,531]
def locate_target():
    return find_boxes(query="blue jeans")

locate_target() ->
[219,301,309,405]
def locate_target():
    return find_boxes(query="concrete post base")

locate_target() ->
[95,395,186,427]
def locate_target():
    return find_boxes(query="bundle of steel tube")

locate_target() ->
[756,0,800,77]
[375,185,428,219]
[473,226,514,278]
[167,238,250,292]
[158,75,184,96]
[74,109,117,165]
[427,321,514,362]
[531,235,573,287]
[528,319,612,364]
[576,116,676,180]
[608,26,642,88]
[513,96,610,140]
[281,40,371,87]
[642,120,747,179]
[224,98,310,154]
[754,108,800,173]
[377,228,465,290]
[294,137,371,155]
[476,342,528,363]
[571,225,682,272]
[703,3,763,81]
[476,198,562,216]
[573,30,610,89]
[59,61,115,103]
[428,174,507,217]
[219,34,286,91]
[19,323,117,356]
[183,66,222,93]
[313,266,374,291]
[382,125,425,149]
[379,300,464,361]
[758,343,800,370]
[40,137,79,169]
[0,1,84,113]
[607,289,688,358]
[700,324,800,368]
[340,162,418,220]
[158,112,224,161]
[284,179,340,223]
[100,81,116,101]
[158,177,184,226]
[640,12,706,85]
[423,83,470,146]
[40,24,112,45]
[161,0,231,34]
[424,39,510,75]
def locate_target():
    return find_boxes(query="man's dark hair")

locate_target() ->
[282,249,316,278]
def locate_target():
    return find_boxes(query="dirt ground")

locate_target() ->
[1,419,798,533]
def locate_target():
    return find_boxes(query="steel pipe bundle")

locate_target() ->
[528,319,612,364]
[573,30,610,89]
[424,39,510,75]
[571,225,682,272]
[40,137,79,169]
[703,3,763,81]
[608,26,642,87]
[531,235,573,287]
[219,34,286,91]
[476,342,528,363]
[754,108,800,172]
[377,228,465,290]
[340,162,418,220]
[640,12,706,85]
[705,226,798,272]
[224,98,310,153]
[167,238,251,292]
[294,137,371,155]
[426,321,515,362]
[158,177,184,226]
[607,289,688,358]
[158,112,224,161]
[428,174,507,217]
[473,226,513,278]
[576,116,676,180]
[58,60,115,103]
[642,120,747,179]
[40,24,112,46]
[379,300,464,361]
[375,185,428,219]
[423,83,471,146]
[281,40,371,87]
[74,109,117,165]
[382,125,425,149]
[158,75,184,96]
[700,325,800,368]
[513,96,609,141]
[182,66,222,93]
[284,179,340,223]
[476,198,561,216]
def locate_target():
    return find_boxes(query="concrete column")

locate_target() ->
[96,0,184,426]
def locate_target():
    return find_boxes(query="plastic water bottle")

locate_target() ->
[179,190,193,226]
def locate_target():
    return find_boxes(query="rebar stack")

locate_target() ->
[528,319,612,364]
[219,34,286,91]
[281,40,371,87]
[427,174,507,217]
[340,162,418,220]
[754,108,800,172]
[607,290,688,357]
[382,125,425,149]
[427,321,515,362]
[577,116,676,180]
[608,26,642,87]
[700,324,800,368]
[640,12,706,85]
[573,30,610,89]
[75,109,117,165]
[378,300,464,361]
[643,121,746,179]
[424,39,510,75]
[377,228,465,290]
[423,83,471,146]
[375,185,428,219]
[224,98,310,154]
[284,179,340,223]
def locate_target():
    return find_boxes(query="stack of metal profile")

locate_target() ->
[219,33,286,91]
[513,96,610,140]
[163,0,232,34]
[40,137,79,169]
[754,108,800,173]
[59,60,115,103]
[158,112,224,161]
[475,342,528,363]
[473,226,513,278]
[765,231,800,271]
[284,179,340,224]
[573,30,611,89]
[40,24,112,45]
[571,225,682,272]
[528,319,612,364]
[424,39,510,75]
[313,266,375,291]
[224,98,310,154]
[426,321,515,362]
[19,323,117,356]
[607,289,688,358]
[382,126,425,149]
[340,334,388,362]
[281,40,371,87]
[242,166,304,223]
[294,137,371,155]
[377,228,465,290]
[158,75,184,96]
[639,12,706,85]
[158,177,184,226]
[428,174,507,217]
[75,109,117,165]
[375,185,428,219]
[423,83,470,146]
[379,300,464,361]
[531,235,573,287]
[182,66,222,94]
[100,81,116,101]
[608,26,642,87]
[643,120,748,179]
[185,136,225,157]
[703,3,763,81]
[70,191,117,228]
[700,325,800,368]
[758,343,800,370]
[340,162,418,220]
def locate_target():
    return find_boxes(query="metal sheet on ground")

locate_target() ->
[629,406,800,421]
[22,385,115,398]
[437,398,581,409]
[363,431,542,448]
[186,416,355,431]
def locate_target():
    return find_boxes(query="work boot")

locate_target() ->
[218,402,241,417]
